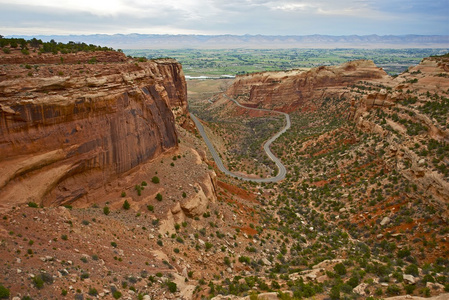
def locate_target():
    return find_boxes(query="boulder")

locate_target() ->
[380,216,391,226]
[353,283,368,295]
[403,274,416,284]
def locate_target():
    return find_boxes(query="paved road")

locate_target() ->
[190,95,290,183]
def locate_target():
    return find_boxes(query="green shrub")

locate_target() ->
[334,263,347,276]
[238,256,251,264]
[111,241,118,248]
[147,205,154,212]
[386,284,401,296]
[0,284,10,299]
[28,202,39,208]
[121,191,126,197]
[151,176,160,184]
[404,284,416,294]
[135,185,142,196]
[113,290,122,299]
[103,206,110,215]
[88,287,98,296]
[156,193,163,201]
[205,242,213,250]
[123,200,130,210]
[405,264,419,276]
[329,285,340,300]
[166,281,177,293]
[33,275,45,289]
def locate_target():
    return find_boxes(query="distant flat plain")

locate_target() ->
[124,48,449,76]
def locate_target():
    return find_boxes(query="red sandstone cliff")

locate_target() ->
[0,51,188,208]
[226,60,387,112]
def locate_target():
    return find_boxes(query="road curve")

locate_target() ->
[190,95,290,183]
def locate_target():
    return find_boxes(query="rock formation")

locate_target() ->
[226,60,387,112]
[0,51,188,208]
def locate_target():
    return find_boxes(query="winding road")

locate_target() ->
[190,95,290,183]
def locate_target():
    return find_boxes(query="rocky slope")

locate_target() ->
[0,50,188,209]
[352,55,449,205]
[186,56,449,299]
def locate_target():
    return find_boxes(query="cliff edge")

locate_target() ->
[0,51,188,208]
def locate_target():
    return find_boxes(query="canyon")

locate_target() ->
[0,41,448,300]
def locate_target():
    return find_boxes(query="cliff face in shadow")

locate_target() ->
[0,51,187,207]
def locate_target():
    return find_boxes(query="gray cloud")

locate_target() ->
[0,0,447,35]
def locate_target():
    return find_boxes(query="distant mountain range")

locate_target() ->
[9,34,449,49]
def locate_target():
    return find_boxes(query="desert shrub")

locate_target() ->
[103,206,110,215]
[405,264,419,276]
[166,281,177,293]
[112,290,122,299]
[404,284,416,294]
[205,242,213,250]
[334,263,347,276]
[0,284,10,299]
[123,200,130,210]
[32,275,44,289]
[386,284,401,296]
[156,193,163,201]
[28,202,39,208]
[88,287,98,296]
[239,256,251,264]
[151,176,160,184]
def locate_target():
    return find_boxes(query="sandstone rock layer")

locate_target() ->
[0,52,187,208]
[226,60,387,112]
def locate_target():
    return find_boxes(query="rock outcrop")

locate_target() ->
[0,51,188,208]
[226,60,387,112]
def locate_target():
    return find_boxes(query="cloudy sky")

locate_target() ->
[1,0,448,36]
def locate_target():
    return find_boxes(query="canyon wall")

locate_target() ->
[226,60,387,112]
[0,51,187,208]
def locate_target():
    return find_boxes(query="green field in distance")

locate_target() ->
[124,48,449,76]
